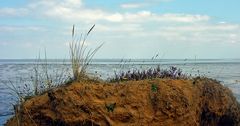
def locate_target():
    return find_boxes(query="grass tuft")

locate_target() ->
[69,24,103,81]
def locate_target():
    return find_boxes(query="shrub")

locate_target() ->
[110,65,188,82]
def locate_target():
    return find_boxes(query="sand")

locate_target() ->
[6,78,240,126]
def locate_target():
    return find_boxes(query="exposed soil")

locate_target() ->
[6,78,240,126]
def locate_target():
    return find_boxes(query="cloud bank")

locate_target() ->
[0,0,240,58]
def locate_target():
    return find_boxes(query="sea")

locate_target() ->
[0,59,240,125]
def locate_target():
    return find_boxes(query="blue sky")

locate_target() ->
[0,0,240,59]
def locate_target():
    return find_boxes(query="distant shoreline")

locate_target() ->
[0,58,240,64]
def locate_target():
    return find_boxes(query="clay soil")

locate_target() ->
[6,78,240,126]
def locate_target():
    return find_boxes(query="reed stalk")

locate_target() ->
[69,24,103,81]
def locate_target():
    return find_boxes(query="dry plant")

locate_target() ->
[0,78,30,126]
[31,52,49,95]
[69,24,103,81]
[30,50,71,95]
[43,48,52,89]
[32,53,40,95]
[1,52,70,126]
[1,78,38,126]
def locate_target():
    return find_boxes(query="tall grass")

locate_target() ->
[43,49,52,89]
[32,52,41,96]
[31,53,71,95]
[69,24,103,81]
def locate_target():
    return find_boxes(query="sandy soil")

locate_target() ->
[6,78,240,126]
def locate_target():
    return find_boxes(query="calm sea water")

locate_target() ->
[0,59,240,125]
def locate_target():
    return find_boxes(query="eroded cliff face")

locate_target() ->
[6,78,240,126]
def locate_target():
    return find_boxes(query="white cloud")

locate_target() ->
[93,21,240,45]
[0,42,9,46]
[0,1,209,24]
[158,14,210,22]
[0,25,45,32]
[159,23,239,32]
[41,0,237,45]
[121,3,146,9]
[121,12,210,23]
[105,13,124,22]
[28,0,82,8]
[121,0,173,9]
[0,7,28,16]
[40,3,210,23]
[96,23,143,32]
[66,0,82,6]
[1,0,240,53]
[41,7,209,23]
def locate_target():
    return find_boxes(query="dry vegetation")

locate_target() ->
[69,24,103,81]
[2,25,103,126]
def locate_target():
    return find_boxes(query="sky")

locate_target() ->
[0,0,240,59]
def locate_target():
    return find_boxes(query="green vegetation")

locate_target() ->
[151,83,158,92]
[105,103,116,112]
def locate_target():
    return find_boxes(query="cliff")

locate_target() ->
[6,78,240,126]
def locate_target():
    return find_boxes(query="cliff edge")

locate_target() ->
[6,78,240,126]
